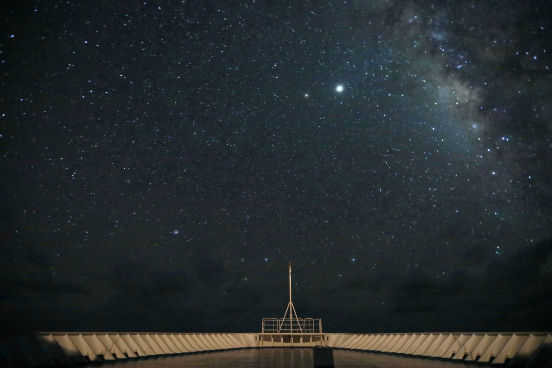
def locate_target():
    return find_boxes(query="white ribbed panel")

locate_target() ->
[453,334,484,360]
[98,334,127,359]
[381,334,401,352]
[52,335,86,363]
[366,334,387,350]
[130,334,155,355]
[158,334,180,353]
[397,334,418,354]
[141,334,164,355]
[423,334,448,357]
[120,334,146,356]
[351,335,371,350]
[342,334,360,349]
[389,334,409,353]
[478,334,510,363]
[175,334,194,352]
[6,332,546,368]
[149,334,170,354]
[414,334,437,355]
[327,333,342,347]
[374,334,394,351]
[493,334,528,364]
[181,334,202,351]
[82,334,115,360]
[443,334,471,358]
[165,334,185,353]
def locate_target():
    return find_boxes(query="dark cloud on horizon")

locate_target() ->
[1,237,551,333]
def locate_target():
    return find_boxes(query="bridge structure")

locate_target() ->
[1,263,551,366]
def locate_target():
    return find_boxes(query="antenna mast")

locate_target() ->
[279,261,303,333]
[289,261,292,304]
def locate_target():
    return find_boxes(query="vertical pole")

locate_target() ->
[289,261,292,304]
[289,261,292,333]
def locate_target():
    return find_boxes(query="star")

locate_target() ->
[336,85,344,92]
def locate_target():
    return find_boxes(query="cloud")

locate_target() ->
[384,238,552,331]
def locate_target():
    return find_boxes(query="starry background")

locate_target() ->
[1,0,552,333]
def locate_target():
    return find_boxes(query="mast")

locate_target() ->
[279,261,302,333]
[289,261,292,331]
[289,261,292,304]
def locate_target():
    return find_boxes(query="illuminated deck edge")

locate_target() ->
[0,332,551,367]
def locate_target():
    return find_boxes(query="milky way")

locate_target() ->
[1,0,551,333]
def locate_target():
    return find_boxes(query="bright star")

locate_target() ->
[336,85,344,92]
[304,93,309,97]
[173,230,179,235]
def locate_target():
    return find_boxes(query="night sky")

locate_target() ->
[2,0,552,334]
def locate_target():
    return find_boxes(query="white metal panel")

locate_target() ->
[380,334,401,352]
[335,334,355,348]
[351,335,370,350]
[217,334,234,349]
[155,334,181,354]
[229,334,249,348]
[52,334,82,362]
[326,334,342,347]
[405,334,428,355]
[375,334,396,352]
[396,334,418,354]
[371,334,390,351]
[210,335,227,349]
[68,334,97,362]
[121,334,147,356]
[240,334,257,347]
[181,334,202,352]
[365,334,386,350]
[107,334,136,358]
[222,334,242,348]
[142,334,165,355]
[82,334,115,360]
[29,331,552,367]
[204,335,222,350]
[430,334,458,358]
[166,334,186,353]
[342,334,360,349]
[452,334,484,360]
[149,334,171,354]
[228,334,247,348]
[465,334,496,361]
[174,334,194,352]
[424,334,446,357]
[355,334,371,349]
[97,334,126,359]
[215,334,234,349]
[414,334,438,356]
[388,334,409,353]
[493,334,528,364]
[478,334,511,363]
[442,334,471,359]
[193,334,212,350]
[514,334,547,360]
[129,334,156,356]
